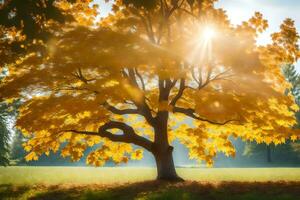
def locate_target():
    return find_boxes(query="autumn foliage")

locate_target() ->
[0,0,300,180]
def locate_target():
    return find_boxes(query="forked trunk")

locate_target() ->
[153,145,183,181]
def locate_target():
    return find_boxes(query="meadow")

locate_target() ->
[1,167,300,199]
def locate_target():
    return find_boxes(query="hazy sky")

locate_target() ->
[95,0,300,71]
[216,0,300,70]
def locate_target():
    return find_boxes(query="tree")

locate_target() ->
[0,68,11,166]
[1,0,300,181]
[278,64,300,156]
[10,129,26,164]
[0,91,22,166]
[243,140,300,164]
[0,103,10,166]
[283,64,300,106]
[244,64,300,163]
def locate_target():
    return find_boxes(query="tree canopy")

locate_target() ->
[0,0,300,180]
[0,0,98,67]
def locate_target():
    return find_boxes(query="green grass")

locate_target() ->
[1,167,300,185]
[0,167,300,199]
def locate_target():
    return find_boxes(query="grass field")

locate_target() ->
[1,167,300,185]
[1,167,300,199]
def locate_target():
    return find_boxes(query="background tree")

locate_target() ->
[0,92,22,166]
[10,129,26,165]
[244,64,300,163]
[1,0,300,181]
[0,103,10,166]
[0,68,11,166]
[284,64,300,107]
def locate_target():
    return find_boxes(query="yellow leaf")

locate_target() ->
[131,149,143,160]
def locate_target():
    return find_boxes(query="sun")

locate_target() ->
[202,26,216,41]
[188,25,217,64]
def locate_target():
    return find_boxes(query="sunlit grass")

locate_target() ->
[1,167,300,199]
[1,167,300,185]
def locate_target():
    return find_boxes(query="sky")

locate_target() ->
[95,0,300,71]
[215,0,300,71]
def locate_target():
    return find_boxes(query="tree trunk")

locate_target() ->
[153,145,183,181]
[152,111,183,181]
[267,145,272,163]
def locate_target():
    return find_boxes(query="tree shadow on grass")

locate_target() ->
[0,184,31,199]
[2,181,300,200]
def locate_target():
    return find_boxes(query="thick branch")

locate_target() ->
[55,86,99,95]
[121,69,156,125]
[158,79,171,101]
[173,106,240,125]
[170,78,185,106]
[62,121,153,152]
[135,68,145,91]
[103,102,139,115]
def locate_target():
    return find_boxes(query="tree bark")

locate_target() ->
[153,145,183,181]
[152,111,183,181]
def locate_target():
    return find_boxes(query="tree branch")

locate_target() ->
[198,68,234,90]
[179,8,198,19]
[61,121,153,152]
[71,68,96,84]
[103,102,139,115]
[170,78,185,106]
[134,68,145,91]
[173,106,240,125]
[121,69,156,125]
[55,86,99,95]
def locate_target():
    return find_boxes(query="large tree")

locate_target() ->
[1,0,300,181]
